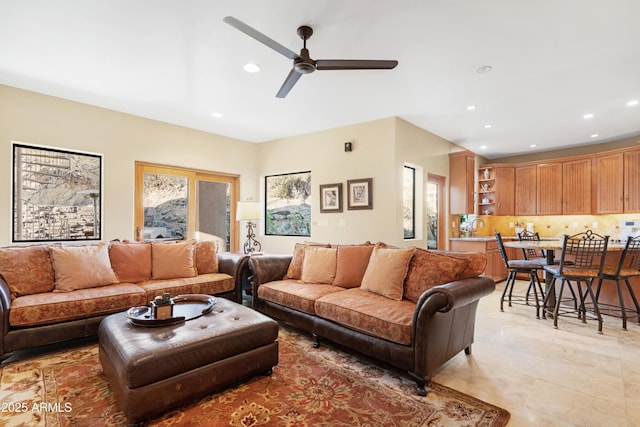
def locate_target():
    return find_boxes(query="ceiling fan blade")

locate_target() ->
[316,59,398,70]
[276,69,303,98]
[223,16,299,60]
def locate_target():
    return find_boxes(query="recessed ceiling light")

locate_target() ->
[211,112,223,118]
[243,63,260,73]
[591,133,599,138]
[583,113,594,120]
[467,105,477,111]
[484,124,492,129]
[530,144,537,148]
[627,99,639,107]
[480,145,487,150]
[476,65,493,74]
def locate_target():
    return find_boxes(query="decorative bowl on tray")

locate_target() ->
[126,294,217,327]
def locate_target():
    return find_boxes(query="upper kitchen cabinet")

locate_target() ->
[595,152,624,214]
[449,151,475,214]
[536,162,563,215]
[562,157,592,215]
[515,165,537,215]
[478,164,514,216]
[624,149,640,212]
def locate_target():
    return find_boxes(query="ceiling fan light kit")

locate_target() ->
[223,16,398,98]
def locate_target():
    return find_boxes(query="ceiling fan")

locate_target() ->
[223,16,398,98]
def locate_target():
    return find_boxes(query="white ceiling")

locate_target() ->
[1,0,639,159]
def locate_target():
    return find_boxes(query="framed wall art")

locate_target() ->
[319,183,343,213]
[265,171,311,236]
[12,142,103,242]
[347,178,373,210]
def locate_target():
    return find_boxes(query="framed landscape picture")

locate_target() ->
[12,142,103,242]
[319,183,342,213]
[265,171,311,236]
[347,178,373,210]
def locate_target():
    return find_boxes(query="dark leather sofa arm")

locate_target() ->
[418,276,495,313]
[248,255,292,289]
[0,275,12,356]
[216,252,249,303]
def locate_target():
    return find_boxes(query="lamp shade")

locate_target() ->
[236,201,261,221]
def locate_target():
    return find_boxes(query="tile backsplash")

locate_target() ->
[458,213,640,240]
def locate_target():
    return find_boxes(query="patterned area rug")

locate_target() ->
[0,326,509,426]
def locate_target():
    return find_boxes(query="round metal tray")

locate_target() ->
[126,294,217,327]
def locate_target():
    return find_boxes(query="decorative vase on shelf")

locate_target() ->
[483,169,490,180]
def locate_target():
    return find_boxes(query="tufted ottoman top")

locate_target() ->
[98,298,278,389]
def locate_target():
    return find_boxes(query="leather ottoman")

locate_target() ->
[98,298,279,424]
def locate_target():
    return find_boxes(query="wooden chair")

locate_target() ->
[542,230,609,333]
[495,231,545,318]
[595,235,640,330]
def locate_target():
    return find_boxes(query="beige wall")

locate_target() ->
[0,84,258,246]
[1,85,462,252]
[257,117,458,254]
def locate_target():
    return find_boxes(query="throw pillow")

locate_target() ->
[431,250,487,279]
[195,240,218,274]
[361,246,416,300]
[108,241,152,283]
[333,244,374,288]
[151,240,197,280]
[0,245,55,299]
[284,242,330,279]
[403,249,470,303]
[301,246,338,284]
[50,242,119,292]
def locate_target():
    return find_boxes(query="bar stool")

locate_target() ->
[542,230,609,333]
[495,231,545,318]
[518,230,563,265]
[595,235,640,330]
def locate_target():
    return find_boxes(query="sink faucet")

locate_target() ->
[470,218,486,237]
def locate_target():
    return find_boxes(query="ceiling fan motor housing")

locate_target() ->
[294,48,316,74]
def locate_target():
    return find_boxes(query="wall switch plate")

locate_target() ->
[572,221,579,228]
[592,221,598,228]
[509,222,514,228]
[452,222,456,228]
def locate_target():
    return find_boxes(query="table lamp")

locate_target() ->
[236,200,262,254]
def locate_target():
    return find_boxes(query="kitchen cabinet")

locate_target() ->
[515,165,537,215]
[536,162,563,215]
[449,151,475,214]
[595,152,624,214]
[562,157,592,215]
[624,149,640,212]
[477,165,514,216]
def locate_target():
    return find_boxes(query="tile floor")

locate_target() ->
[432,280,640,427]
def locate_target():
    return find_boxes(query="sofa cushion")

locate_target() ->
[50,242,119,292]
[151,240,197,280]
[195,240,219,274]
[333,245,374,288]
[301,246,337,284]
[9,284,147,327]
[403,249,470,303]
[137,273,235,302]
[257,280,345,315]
[432,250,487,279]
[109,241,152,283]
[361,246,416,300]
[284,242,331,280]
[0,245,55,299]
[315,288,415,345]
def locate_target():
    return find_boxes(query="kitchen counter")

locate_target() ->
[450,236,516,241]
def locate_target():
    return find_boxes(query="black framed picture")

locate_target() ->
[319,183,343,213]
[12,142,103,242]
[347,178,373,210]
[265,171,311,236]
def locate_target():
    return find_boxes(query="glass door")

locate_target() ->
[427,173,445,249]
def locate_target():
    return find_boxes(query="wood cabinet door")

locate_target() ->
[624,150,640,212]
[449,153,475,214]
[515,165,537,215]
[563,158,592,215]
[494,166,515,215]
[536,163,563,215]
[595,153,624,214]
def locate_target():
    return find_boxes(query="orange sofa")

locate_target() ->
[249,243,495,395]
[0,240,247,361]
